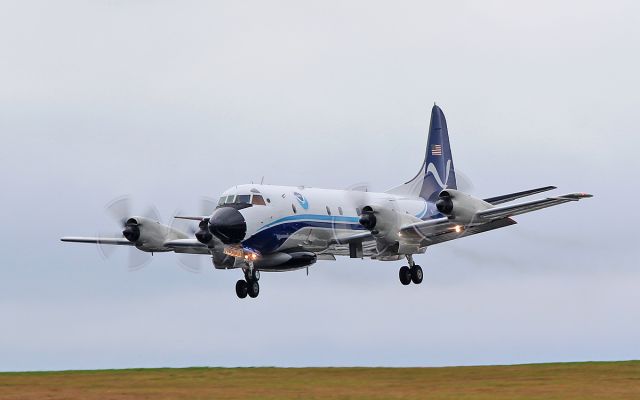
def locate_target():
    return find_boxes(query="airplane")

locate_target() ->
[61,105,592,299]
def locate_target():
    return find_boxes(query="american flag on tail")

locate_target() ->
[431,144,442,156]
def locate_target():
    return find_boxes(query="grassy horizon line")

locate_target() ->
[2,359,638,375]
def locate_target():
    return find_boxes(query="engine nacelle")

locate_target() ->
[358,205,420,243]
[122,217,173,250]
[435,189,491,224]
[195,218,213,244]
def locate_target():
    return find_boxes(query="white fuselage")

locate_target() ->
[215,184,433,256]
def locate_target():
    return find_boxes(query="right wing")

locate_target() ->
[61,237,211,255]
[162,239,210,254]
[60,237,134,246]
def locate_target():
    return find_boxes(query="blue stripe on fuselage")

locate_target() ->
[244,217,364,254]
[257,214,361,232]
[246,205,438,254]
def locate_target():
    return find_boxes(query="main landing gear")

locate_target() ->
[236,266,261,299]
[399,255,423,285]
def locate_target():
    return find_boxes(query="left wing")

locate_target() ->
[399,192,592,246]
[328,231,373,245]
[477,192,593,221]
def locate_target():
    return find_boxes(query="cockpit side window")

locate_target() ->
[225,195,236,204]
[251,195,266,205]
[236,194,251,204]
[218,197,225,206]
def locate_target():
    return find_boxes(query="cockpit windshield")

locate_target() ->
[236,194,251,204]
[218,193,267,207]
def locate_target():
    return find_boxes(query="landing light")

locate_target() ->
[225,245,260,261]
[224,246,244,258]
[454,225,462,233]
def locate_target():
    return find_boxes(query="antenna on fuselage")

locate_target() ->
[260,176,265,184]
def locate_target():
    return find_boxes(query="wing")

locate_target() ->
[162,239,210,254]
[483,186,557,205]
[477,192,593,220]
[400,217,453,237]
[399,192,591,246]
[328,231,374,245]
[417,218,517,246]
[399,217,517,246]
[60,237,134,246]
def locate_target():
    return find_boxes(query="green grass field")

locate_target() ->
[1,361,638,400]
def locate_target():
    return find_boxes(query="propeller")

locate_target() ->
[169,196,219,273]
[97,195,160,271]
[169,208,207,273]
[455,169,475,194]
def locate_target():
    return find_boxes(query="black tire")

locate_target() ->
[247,280,260,298]
[399,266,412,285]
[251,269,260,281]
[411,265,423,284]
[235,280,248,299]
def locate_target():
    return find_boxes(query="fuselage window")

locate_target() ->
[292,204,297,214]
[252,195,266,206]
[326,206,331,215]
[225,195,236,204]
[338,206,343,215]
[236,194,251,204]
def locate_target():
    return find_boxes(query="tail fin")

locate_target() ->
[386,104,457,201]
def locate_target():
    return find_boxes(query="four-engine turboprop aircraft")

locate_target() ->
[62,105,592,299]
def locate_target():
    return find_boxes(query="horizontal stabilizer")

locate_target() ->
[483,186,557,205]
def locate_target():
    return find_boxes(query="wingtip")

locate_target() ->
[560,192,593,200]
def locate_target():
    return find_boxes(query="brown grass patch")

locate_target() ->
[0,361,638,399]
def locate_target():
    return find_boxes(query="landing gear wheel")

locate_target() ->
[399,266,412,285]
[251,269,260,281]
[411,265,423,284]
[244,269,260,282]
[247,280,260,298]
[235,280,248,299]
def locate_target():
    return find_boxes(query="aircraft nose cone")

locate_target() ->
[208,207,246,244]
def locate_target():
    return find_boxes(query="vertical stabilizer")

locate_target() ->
[386,104,457,201]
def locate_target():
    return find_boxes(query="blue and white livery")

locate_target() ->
[62,105,592,299]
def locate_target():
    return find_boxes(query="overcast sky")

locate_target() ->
[0,0,638,371]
